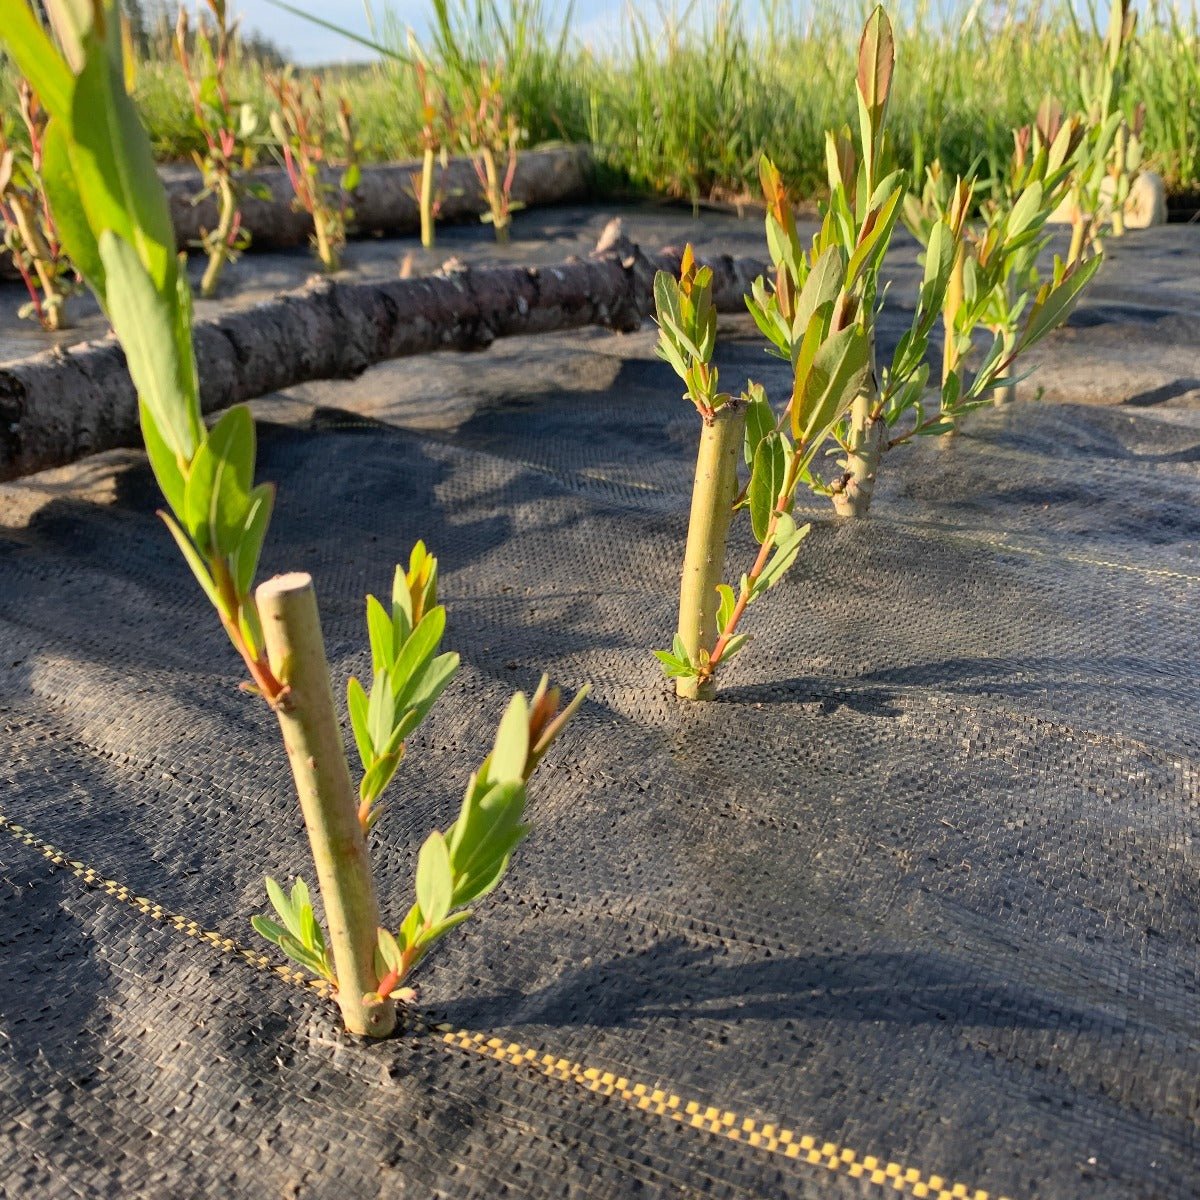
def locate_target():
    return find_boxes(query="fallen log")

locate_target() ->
[0,222,765,481]
[164,146,592,250]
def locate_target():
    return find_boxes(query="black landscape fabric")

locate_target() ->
[1,222,1199,1200]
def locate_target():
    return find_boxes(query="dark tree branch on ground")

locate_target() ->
[0,222,765,481]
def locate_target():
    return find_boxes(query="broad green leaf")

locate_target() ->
[1006,181,1044,240]
[743,384,774,466]
[359,750,401,806]
[138,399,186,520]
[72,29,174,292]
[98,232,195,460]
[205,405,256,557]
[41,122,105,296]
[653,270,682,332]
[749,432,786,544]
[795,324,870,458]
[415,830,453,927]
[232,483,274,598]
[792,246,843,340]
[447,778,526,881]
[1019,255,1102,351]
[398,650,459,729]
[366,595,394,673]
[347,676,373,769]
[390,606,447,709]
[1,7,74,120]
[488,693,529,785]
[752,514,810,597]
[450,828,527,907]
[251,915,288,947]
[367,670,393,752]
[847,184,904,286]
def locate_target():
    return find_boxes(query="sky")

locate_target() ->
[233,0,623,64]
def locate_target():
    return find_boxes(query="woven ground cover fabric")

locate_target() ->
[1,235,1199,1199]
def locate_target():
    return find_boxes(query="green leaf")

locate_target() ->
[722,633,750,662]
[398,650,459,730]
[98,232,196,461]
[359,751,402,806]
[653,270,682,332]
[232,483,274,598]
[753,515,810,597]
[792,246,844,340]
[390,564,413,642]
[138,399,186,520]
[41,122,105,296]
[1018,255,1102,351]
[716,583,736,631]
[341,162,361,192]
[72,29,175,292]
[251,915,289,948]
[205,405,256,557]
[158,510,222,611]
[376,926,403,973]
[749,432,786,544]
[487,693,529,785]
[367,670,392,752]
[347,676,373,769]
[742,384,774,468]
[419,909,473,945]
[390,606,447,709]
[366,594,394,673]
[1006,181,1044,240]
[265,876,302,940]
[795,324,870,465]
[415,830,453,927]
[447,777,526,881]
[847,184,904,286]
[653,649,698,679]
[0,5,75,122]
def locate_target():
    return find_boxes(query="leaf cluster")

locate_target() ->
[347,542,460,830]
[653,244,724,419]
[252,876,336,984]
[368,675,588,1001]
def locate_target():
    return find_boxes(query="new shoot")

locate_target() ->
[5,0,586,1040]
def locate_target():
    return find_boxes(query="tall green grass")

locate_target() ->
[15,0,1200,202]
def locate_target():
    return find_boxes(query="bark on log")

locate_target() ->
[0,221,765,481]
[164,146,592,250]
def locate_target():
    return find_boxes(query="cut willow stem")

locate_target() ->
[832,389,886,518]
[676,405,746,701]
[419,146,436,249]
[256,572,395,1038]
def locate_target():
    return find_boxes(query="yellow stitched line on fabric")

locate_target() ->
[0,810,1008,1200]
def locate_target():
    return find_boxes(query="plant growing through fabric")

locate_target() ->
[458,60,523,244]
[410,53,452,250]
[776,6,1099,518]
[173,0,267,297]
[1064,0,1140,259]
[0,79,78,330]
[904,102,1087,412]
[4,0,585,1039]
[267,70,360,271]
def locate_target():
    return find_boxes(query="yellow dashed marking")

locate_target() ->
[0,809,1011,1200]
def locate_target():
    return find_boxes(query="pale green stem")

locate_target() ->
[831,387,886,519]
[256,572,395,1038]
[676,405,746,701]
